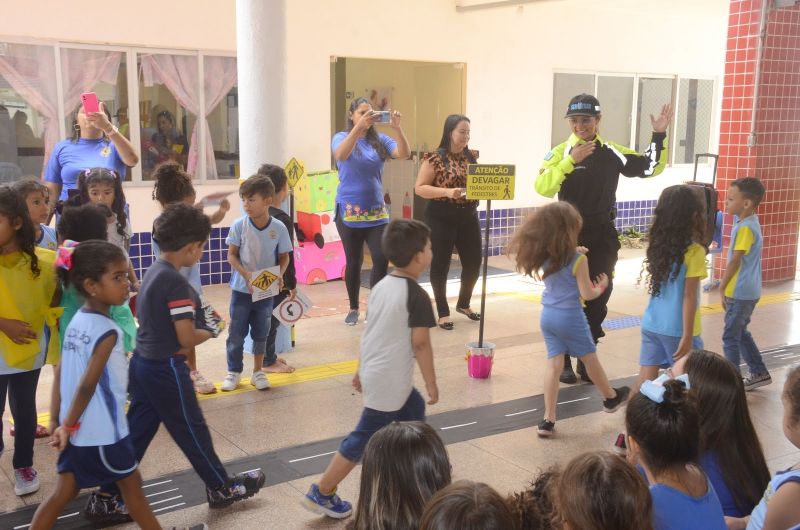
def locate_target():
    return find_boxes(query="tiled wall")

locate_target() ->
[715,0,800,282]
[129,200,658,282]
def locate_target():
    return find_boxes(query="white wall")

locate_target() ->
[1,0,730,228]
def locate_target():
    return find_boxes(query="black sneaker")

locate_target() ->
[537,419,555,438]
[207,470,266,509]
[560,358,577,384]
[743,372,772,391]
[603,386,630,413]
[83,491,133,526]
[576,360,593,385]
[613,433,627,456]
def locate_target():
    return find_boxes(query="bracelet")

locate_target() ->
[63,422,80,434]
[104,126,119,136]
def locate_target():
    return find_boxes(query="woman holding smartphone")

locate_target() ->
[415,115,481,330]
[45,97,139,210]
[333,96,410,325]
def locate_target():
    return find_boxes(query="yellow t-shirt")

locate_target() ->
[0,248,61,371]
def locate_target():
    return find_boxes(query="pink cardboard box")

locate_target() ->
[294,239,346,284]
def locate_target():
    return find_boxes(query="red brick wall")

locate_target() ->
[717,0,800,282]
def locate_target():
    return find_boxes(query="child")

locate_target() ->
[78,167,139,292]
[507,201,629,437]
[222,174,291,391]
[679,349,769,517]
[302,219,439,519]
[12,178,57,251]
[726,366,800,530]
[254,163,296,373]
[30,241,163,529]
[626,376,726,529]
[637,185,707,389]
[557,451,653,530]
[151,161,230,394]
[351,422,451,530]
[720,177,770,390]
[86,204,264,525]
[419,481,514,530]
[0,186,59,496]
[55,203,137,355]
[507,469,559,530]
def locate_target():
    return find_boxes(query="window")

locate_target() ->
[675,78,714,164]
[597,75,634,147]
[635,77,674,152]
[204,55,238,179]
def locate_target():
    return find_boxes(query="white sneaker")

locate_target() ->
[251,371,270,390]
[14,467,39,496]
[221,372,241,392]
[190,370,217,394]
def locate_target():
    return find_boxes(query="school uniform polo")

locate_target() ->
[725,214,762,300]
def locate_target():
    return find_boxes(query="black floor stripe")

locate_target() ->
[3,344,799,528]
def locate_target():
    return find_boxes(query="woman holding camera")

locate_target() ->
[333,97,410,325]
[415,114,481,330]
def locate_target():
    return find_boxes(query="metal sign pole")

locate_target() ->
[478,199,491,348]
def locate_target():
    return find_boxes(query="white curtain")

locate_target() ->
[0,44,59,177]
[141,54,236,179]
[60,48,122,117]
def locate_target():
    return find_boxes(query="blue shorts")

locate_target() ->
[640,330,704,368]
[339,388,425,463]
[57,435,137,489]
[540,306,596,359]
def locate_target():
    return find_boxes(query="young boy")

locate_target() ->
[258,163,296,373]
[85,204,264,525]
[222,174,292,391]
[302,219,439,519]
[12,178,57,250]
[721,176,770,390]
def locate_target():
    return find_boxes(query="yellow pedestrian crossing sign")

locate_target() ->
[285,158,306,189]
[466,164,515,200]
[252,269,280,291]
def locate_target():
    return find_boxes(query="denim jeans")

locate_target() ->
[722,297,767,376]
[226,290,273,373]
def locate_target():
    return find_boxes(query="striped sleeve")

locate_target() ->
[612,132,669,178]
[168,298,195,322]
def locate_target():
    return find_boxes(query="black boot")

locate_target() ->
[576,359,593,384]
[560,355,577,384]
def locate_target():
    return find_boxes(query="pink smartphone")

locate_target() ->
[81,92,100,115]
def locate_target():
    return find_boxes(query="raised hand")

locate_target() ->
[651,104,674,133]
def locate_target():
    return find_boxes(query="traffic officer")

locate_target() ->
[535,93,672,384]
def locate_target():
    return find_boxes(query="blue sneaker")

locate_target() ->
[302,483,353,519]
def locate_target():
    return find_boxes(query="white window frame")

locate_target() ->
[0,35,237,186]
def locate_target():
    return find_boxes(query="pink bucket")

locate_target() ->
[466,341,495,379]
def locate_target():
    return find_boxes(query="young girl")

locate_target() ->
[507,201,629,437]
[557,451,653,530]
[626,376,726,529]
[419,481,515,530]
[507,468,559,530]
[56,202,137,355]
[726,366,800,530]
[679,349,770,517]
[78,167,139,292]
[150,161,229,394]
[350,422,451,530]
[637,185,707,388]
[0,187,59,496]
[30,241,163,529]
[12,178,57,251]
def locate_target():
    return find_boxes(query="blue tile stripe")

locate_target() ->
[128,200,657,285]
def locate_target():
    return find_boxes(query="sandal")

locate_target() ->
[438,319,454,331]
[456,307,481,321]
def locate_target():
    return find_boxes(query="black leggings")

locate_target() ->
[426,201,482,318]
[336,216,388,310]
[580,222,621,342]
[0,368,41,469]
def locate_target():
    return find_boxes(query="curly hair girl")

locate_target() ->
[643,185,706,297]
[151,161,195,207]
[78,168,128,241]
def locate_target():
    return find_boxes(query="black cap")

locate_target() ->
[565,94,601,117]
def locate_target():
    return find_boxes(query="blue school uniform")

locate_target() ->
[540,253,595,358]
[36,225,57,251]
[650,476,726,530]
[746,467,800,530]
[44,138,128,201]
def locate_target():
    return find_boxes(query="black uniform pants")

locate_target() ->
[577,221,621,343]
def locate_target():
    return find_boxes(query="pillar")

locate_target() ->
[716,0,800,282]
[236,0,288,179]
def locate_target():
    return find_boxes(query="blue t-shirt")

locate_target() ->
[541,253,584,310]
[45,138,127,200]
[642,242,707,338]
[700,451,748,518]
[36,224,58,252]
[747,467,800,530]
[60,309,128,447]
[152,238,202,294]
[226,215,292,294]
[332,131,397,228]
[651,477,726,530]
[725,214,762,300]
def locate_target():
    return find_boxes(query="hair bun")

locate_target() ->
[661,379,688,405]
